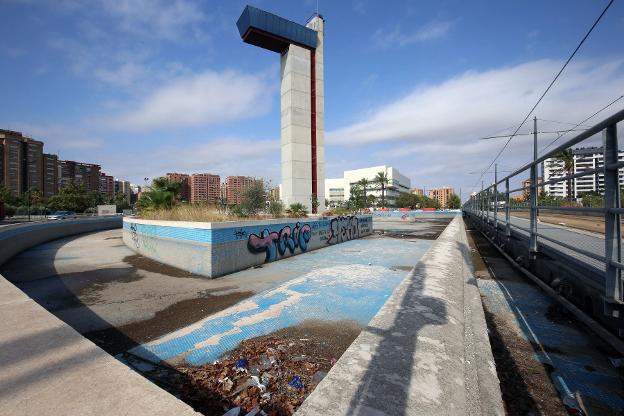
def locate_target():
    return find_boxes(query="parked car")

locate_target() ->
[48,211,77,220]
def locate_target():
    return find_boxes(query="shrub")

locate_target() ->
[285,203,308,218]
[268,200,284,217]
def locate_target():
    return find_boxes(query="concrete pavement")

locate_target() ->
[0,219,199,416]
[296,216,504,416]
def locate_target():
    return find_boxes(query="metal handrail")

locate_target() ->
[464,109,624,308]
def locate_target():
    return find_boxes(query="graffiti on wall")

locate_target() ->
[130,222,139,248]
[327,215,360,245]
[248,222,312,262]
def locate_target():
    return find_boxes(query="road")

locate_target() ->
[483,214,607,274]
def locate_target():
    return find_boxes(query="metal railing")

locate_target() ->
[463,108,624,307]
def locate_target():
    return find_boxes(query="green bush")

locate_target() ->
[4,204,16,217]
[229,205,246,217]
[285,203,308,218]
[268,200,284,217]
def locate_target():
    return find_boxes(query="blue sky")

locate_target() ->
[2,0,624,197]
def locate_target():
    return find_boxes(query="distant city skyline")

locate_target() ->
[2,1,624,198]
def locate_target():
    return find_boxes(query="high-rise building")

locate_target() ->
[166,172,191,201]
[411,188,424,197]
[428,187,455,208]
[225,176,258,205]
[190,173,221,204]
[58,160,101,192]
[521,177,543,200]
[99,173,114,199]
[42,153,58,199]
[115,179,132,205]
[268,186,280,201]
[543,146,624,199]
[0,129,43,198]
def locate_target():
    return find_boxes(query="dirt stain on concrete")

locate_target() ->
[85,291,254,355]
[123,254,206,278]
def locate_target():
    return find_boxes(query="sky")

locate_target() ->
[2,0,624,199]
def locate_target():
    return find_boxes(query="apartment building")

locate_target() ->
[115,180,132,205]
[411,188,424,196]
[521,177,543,200]
[0,129,44,198]
[190,173,221,204]
[58,160,101,192]
[99,173,114,199]
[42,153,58,198]
[225,176,258,205]
[428,187,455,208]
[268,186,280,201]
[543,147,624,198]
[166,172,191,201]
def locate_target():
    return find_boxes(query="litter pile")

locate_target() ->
[168,319,362,415]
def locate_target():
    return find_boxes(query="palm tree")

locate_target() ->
[137,177,182,211]
[373,171,390,208]
[554,149,574,202]
[285,202,308,218]
[357,178,370,201]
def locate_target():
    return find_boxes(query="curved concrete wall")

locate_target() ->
[123,215,373,278]
[0,217,200,416]
[0,217,122,265]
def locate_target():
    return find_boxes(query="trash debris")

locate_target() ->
[235,358,249,369]
[223,407,241,416]
[288,376,304,390]
[250,375,267,393]
[312,370,328,383]
[160,320,361,415]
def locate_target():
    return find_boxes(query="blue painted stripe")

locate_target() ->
[125,216,373,245]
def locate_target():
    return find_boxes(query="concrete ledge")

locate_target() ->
[123,215,373,277]
[0,218,199,416]
[296,215,504,416]
[0,217,122,264]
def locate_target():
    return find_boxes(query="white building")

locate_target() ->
[543,146,624,198]
[324,165,411,206]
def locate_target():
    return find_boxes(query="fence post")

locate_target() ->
[494,164,498,239]
[486,187,490,225]
[481,181,484,223]
[604,124,622,304]
[529,117,538,258]
[505,177,511,242]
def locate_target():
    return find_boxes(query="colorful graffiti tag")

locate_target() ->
[327,215,360,245]
[248,222,312,262]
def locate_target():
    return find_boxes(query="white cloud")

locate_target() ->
[7,123,104,157]
[372,21,453,48]
[327,58,624,193]
[101,138,281,184]
[99,0,208,42]
[113,70,273,130]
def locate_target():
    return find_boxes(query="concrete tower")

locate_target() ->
[237,6,325,213]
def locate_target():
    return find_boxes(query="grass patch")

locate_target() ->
[139,205,269,222]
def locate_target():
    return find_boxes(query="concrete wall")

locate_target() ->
[0,218,199,416]
[0,217,122,265]
[123,215,372,278]
[280,15,325,211]
[296,215,504,416]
